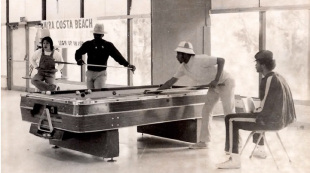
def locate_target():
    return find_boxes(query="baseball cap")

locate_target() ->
[254,50,273,62]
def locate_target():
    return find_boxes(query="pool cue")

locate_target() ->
[166,83,225,91]
[168,83,225,90]
[22,76,67,80]
[54,61,134,70]
[144,83,225,94]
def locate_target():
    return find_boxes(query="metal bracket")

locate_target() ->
[38,108,54,133]
[8,23,19,30]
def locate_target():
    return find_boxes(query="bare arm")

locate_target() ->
[158,77,178,90]
[30,50,40,69]
[54,50,64,71]
[209,57,225,88]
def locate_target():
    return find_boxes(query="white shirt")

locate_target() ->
[30,49,64,71]
[173,54,230,85]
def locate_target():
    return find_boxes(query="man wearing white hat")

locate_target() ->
[159,41,236,149]
[75,23,136,89]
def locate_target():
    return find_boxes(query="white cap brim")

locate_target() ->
[91,31,107,34]
[175,47,195,55]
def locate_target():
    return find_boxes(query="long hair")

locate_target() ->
[41,36,54,51]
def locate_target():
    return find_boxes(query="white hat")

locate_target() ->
[91,24,107,34]
[175,41,195,55]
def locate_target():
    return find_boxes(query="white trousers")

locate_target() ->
[199,77,236,143]
[86,70,107,89]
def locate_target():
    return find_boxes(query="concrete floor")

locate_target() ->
[1,89,310,173]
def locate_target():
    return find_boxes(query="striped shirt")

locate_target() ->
[255,72,296,128]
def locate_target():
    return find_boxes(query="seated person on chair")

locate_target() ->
[216,50,296,169]
[158,41,236,149]
[30,36,64,91]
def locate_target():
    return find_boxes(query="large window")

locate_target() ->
[211,12,260,97]
[266,10,309,100]
[211,10,309,101]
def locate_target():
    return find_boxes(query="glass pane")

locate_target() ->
[25,0,42,21]
[9,0,26,22]
[266,10,309,100]
[100,20,128,86]
[261,0,310,6]
[12,29,26,61]
[132,18,151,86]
[47,0,80,20]
[211,12,260,97]
[2,25,7,76]
[212,0,259,9]
[12,62,26,87]
[1,0,6,22]
[85,0,126,17]
[63,48,82,82]
[105,0,127,16]
[131,0,151,15]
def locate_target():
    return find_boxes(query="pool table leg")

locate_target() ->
[49,129,119,159]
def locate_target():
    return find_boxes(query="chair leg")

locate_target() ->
[263,133,279,169]
[240,131,255,155]
[250,132,264,159]
[276,132,292,163]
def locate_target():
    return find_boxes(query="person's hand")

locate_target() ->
[35,67,40,70]
[128,64,136,72]
[209,80,219,88]
[77,59,85,66]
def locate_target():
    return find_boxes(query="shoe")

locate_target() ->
[253,145,267,159]
[217,153,241,169]
[189,142,208,149]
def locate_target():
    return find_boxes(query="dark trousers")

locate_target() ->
[224,113,280,154]
[31,70,56,91]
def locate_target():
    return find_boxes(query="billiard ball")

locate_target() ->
[81,92,86,97]
[41,91,46,94]
[76,91,80,95]
[46,91,51,95]
[87,89,92,94]
[112,91,117,95]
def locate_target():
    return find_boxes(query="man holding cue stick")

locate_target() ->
[75,23,136,89]
[158,41,236,149]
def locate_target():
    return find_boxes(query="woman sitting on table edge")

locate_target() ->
[30,36,64,91]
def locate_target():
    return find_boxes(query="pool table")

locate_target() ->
[20,85,208,160]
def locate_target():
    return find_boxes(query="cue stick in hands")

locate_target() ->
[144,83,225,94]
[171,83,225,91]
[55,61,135,70]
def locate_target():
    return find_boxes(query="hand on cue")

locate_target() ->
[128,64,136,74]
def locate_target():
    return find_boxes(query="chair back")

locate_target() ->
[235,95,256,113]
